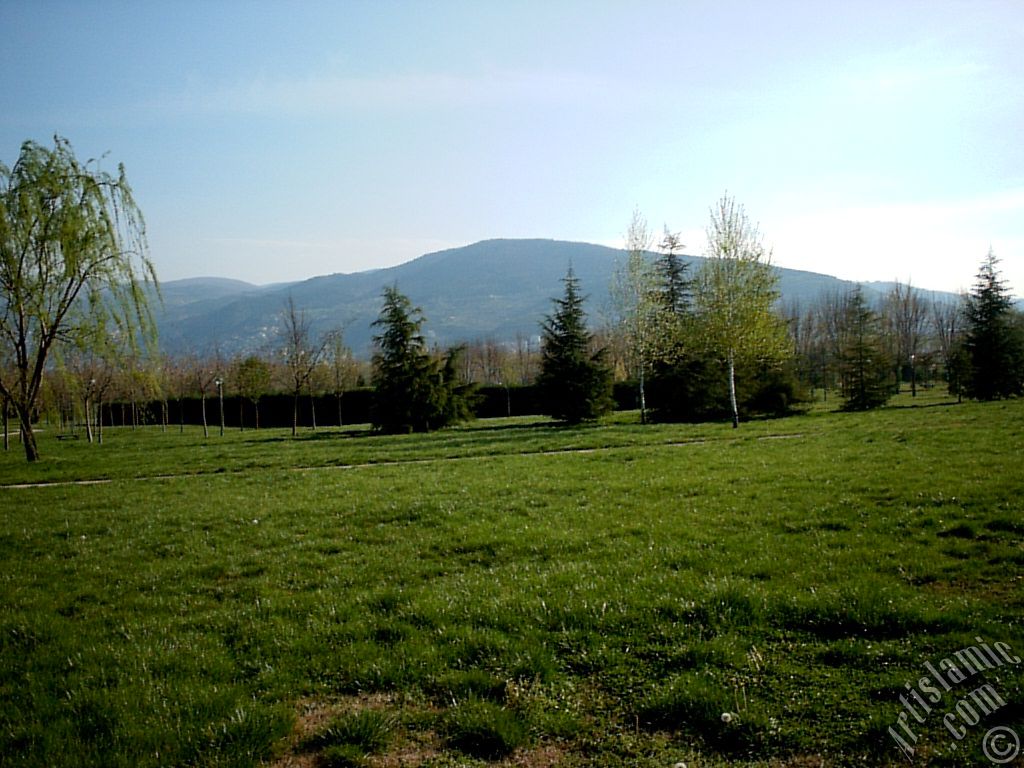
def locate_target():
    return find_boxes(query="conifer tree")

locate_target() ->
[656,226,691,317]
[537,268,613,423]
[371,286,473,432]
[838,287,892,411]
[963,249,1024,400]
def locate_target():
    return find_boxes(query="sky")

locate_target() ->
[2,0,1022,295]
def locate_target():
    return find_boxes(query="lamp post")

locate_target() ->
[91,378,103,445]
[215,377,225,436]
[910,354,917,398]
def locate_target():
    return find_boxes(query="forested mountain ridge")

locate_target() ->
[154,238,964,355]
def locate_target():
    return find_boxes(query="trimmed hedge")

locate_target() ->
[106,373,801,430]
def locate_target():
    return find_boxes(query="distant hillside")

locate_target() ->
[153,239,962,357]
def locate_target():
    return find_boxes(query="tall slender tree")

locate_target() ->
[695,194,790,427]
[882,280,928,396]
[931,295,966,400]
[538,268,613,423]
[186,352,221,438]
[280,296,327,437]
[324,327,359,427]
[610,209,658,423]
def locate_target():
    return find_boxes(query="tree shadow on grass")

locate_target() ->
[241,428,371,445]
[884,400,962,410]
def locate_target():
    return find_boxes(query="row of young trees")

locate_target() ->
[545,198,1024,425]
[3,136,1021,459]
[29,239,1013,445]
[783,249,1024,409]
[545,196,791,426]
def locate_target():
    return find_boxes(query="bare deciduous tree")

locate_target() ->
[882,280,929,396]
[280,296,327,436]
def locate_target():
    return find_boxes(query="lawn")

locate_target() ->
[1,392,1022,766]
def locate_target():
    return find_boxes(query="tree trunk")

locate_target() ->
[201,393,209,438]
[161,400,168,432]
[337,393,343,427]
[255,400,260,430]
[84,398,94,443]
[16,405,39,462]
[97,400,103,445]
[3,394,9,452]
[310,395,317,431]
[638,363,647,425]
[239,399,244,431]
[179,397,185,434]
[728,351,739,429]
[292,391,299,437]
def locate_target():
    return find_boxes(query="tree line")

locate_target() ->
[3,138,1023,460]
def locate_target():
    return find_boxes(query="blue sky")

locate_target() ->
[2,1,1022,294]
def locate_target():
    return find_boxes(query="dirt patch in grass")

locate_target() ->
[272,694,404,767]
[926,574,1024,603]
[271,695,571,768]
[502,744,569,767]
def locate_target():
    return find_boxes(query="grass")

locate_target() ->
[1,390,1022,766]
[300,709,397,766]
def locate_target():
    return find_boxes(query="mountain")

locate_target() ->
[153,238,963,357]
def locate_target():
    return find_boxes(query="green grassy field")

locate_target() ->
[2,391,1022,767]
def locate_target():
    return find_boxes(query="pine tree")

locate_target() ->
[838,287,892,411]
[371,286,474,432]
[963,249,1024,400]
[537,268,614,423]
[656,227,691,317]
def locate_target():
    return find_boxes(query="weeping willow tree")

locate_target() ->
[0,136,158,461]
[695,194,791,428]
